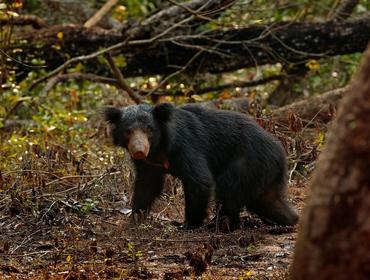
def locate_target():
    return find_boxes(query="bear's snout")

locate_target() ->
[127,129,150,160]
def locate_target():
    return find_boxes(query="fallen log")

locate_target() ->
[272,87,346,123]
[201,87,346,124]
[12,14,370,79]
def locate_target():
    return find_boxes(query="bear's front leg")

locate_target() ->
[176,156,215,229]
[132,161,165,222]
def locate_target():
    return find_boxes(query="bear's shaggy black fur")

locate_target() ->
[105,103,298,230]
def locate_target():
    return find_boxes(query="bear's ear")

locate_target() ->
[153,103,174,123]
[103,107,122,124]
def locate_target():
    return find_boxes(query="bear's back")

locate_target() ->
[175,104,285,164]
[172,104,271,156]
[179,104,261,136]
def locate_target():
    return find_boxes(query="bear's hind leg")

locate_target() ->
[215,169,243,231]
[217,203,241,231]
[182,182,211,228]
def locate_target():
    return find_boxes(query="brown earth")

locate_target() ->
[0,173,307,279]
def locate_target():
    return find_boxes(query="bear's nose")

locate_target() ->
[132,151,147,159]
[127,129,150,160]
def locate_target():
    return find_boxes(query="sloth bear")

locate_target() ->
[104,103,298,230]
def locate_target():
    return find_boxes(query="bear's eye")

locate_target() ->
[146,123,154,131]
[122,129,132,141]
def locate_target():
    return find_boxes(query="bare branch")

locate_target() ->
[20,11,370,88]
[29,13,198,89]
[145,48,205,97]
[41,73,117,95]
[144,0,234,26]
[0,14,47,29]
[105,53,141,104]
[84,0,119,28]
[165,0,234,24]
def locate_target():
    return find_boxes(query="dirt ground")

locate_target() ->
[0,174,307,280]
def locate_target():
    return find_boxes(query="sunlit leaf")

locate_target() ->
[191,94,203,102]
[45,125,56,132]
[219,91,231,100]
[31,58,46,66]
[114,55,127,68]
[74,62,84,73]
[0,106,6,116]
[57,32,63,40]
[112,5,127,22]
[251,19,263,24]
[66,255,72,263]
[306,59,320,70]
[11,0,23,9]
[52,44,61,50]
[315,131,325,148]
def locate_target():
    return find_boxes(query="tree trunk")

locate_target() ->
[290,44,370,279]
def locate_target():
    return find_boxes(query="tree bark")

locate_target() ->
[331,0,360,21]
[13,14,370,78]
[272,87,346,124]
[124,14,370,76]
[290,44,370,279]
[0,14,47,28]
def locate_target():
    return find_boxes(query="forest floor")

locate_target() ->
[0,172,308,280]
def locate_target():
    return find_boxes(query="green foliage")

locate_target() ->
[298,53,362,96]
[127,242,143,263]
[121,0,157,19]
[79,198,99,215]
[0,76,119,171]
[207,0,336,30]
[23,0,40,11]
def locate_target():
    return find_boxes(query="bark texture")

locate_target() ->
[272,87,346,123]
[290,44,370,279]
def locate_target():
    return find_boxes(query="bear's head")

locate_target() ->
[104,103,173,160]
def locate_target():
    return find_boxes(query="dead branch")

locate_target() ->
[28,12,201,89]
[84,0,119,28]
[105,53,141,104]
[138,0,235,36]
[0,14,47,29]
[123,14,370,77]
[41,73,117,95]
[21,13,370,85]
[197,74,284,94]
